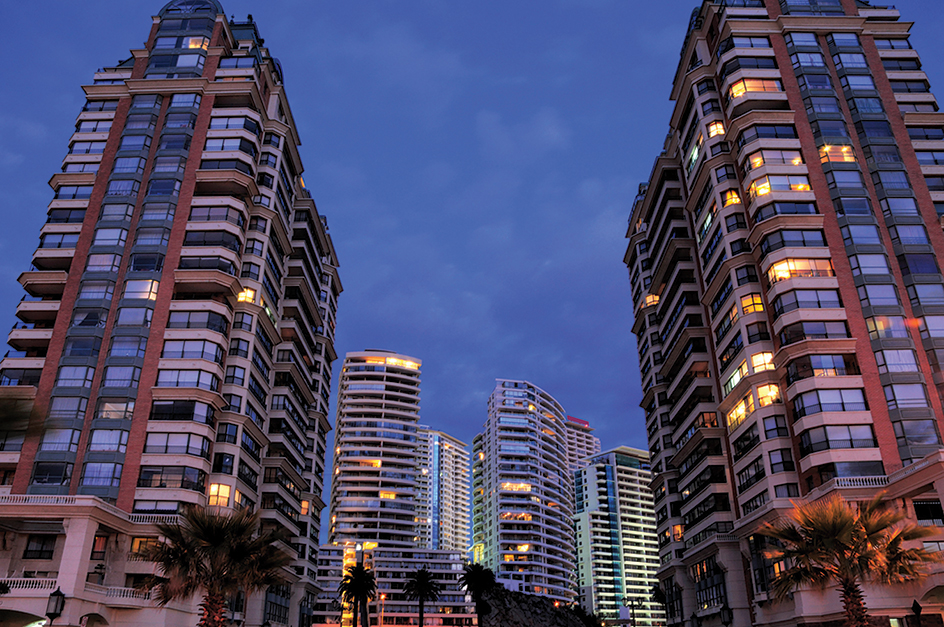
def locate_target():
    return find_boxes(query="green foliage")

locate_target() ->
[459,562,496,620]
[405,567,442,626]
[338,564,376,627]
[760,493,941,627]
[140,507,292,627]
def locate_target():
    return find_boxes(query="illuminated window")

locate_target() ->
[727,393,755,430]
[123,280,160,301]
[723,190,742,207]
[819,144,856,163]
[708,121,725,138]
[728,78,783,100]
[208,483,231,507]
[379,492,397,500]
[723,361,749,397]
[500,482,532,492]
[746,175,811,203]
[741,294,764,315]
[758,384,781,407]
[746,149,803,171]
[752,352,775,373]
[516,544,530,552]
[385,357,420,370]
[237,288,256,303]
[766,258,834,284]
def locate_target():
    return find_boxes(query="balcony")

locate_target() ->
[84,582,152,607]
[15,299,60,325]
[8,326,54,351]
[18,270,68,298]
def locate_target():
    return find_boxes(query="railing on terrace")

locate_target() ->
[0,578,57,591]
[85,582,151,600]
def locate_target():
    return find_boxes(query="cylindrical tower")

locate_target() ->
[472,379,576,602]
[329,350,422,548]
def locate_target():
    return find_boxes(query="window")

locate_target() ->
[834,197,872,216]
[793,388,867,418]
[23,535,56,560]
[146,179,181,197]
[759,230,826,257]
[137,466,207,491]
[225,366,246,386]
[167,311,229,334]
[149,400,215,424]
[145,433,210,458]
[751,352,774,373]
[48,397,88,420]
[786,354,858,384]
[833,53,867,70]
[162,339,223,362]
[741,294,764,315]
[56,366,95,387]
[208,483,231,507]
[93,228,128,247]
[797,73,832,91]
[811,120,849,139]
[736,265,758,286]
[40,429,80,452]
[119,135,150,151]
[708,121,725,138]
[775,483,800,498]
[806,96,841,114]
[819,144,855,164]
[895,421,941,447]
[77,281,115,301]
[82,463,123,487]
[123,279,160,300]
[89,430,129,453]
[101,366,141,388]
[867,315,909,340]
[799,425,876,457]
[857,284,900,307]
[828,33,860,47]
[889,225,929,246]
[843,75,877,91]
[826,170,865,189]
[790,52,826,68]
[841,224,882,246]
[213,453,235,474]
[752,200,816,223]
[746,175,811,202]
[156,369,220,391]
[106,180,140,197]
[875,350,918,374]
[745,150,804,171]
[31,463,72,487]
[874,171,910,191]
[115,307,153,327]
[109,336,147,358]
[772,289,841,317]
[779,320,849,345]
[766,258,833,284]
[898,254,939,277]
[769,449,794,474]
[885,384,930,410]
[96,399,135,420]
[908,284,944,307]
[135,228,171,247]
[764,415,789,439]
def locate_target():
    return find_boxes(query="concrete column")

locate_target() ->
[57,516,98,597]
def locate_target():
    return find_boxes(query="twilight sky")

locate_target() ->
[2,0,943,455]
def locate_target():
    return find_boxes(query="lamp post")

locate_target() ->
[379,593,385,627]
[913,600,923,627]
[623,597,643,627]
[46,588,65,624]
[720,603,733,627]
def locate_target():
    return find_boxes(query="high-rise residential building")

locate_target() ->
[417,427,471,553]
[625,1,944,626]
[312,545,475,627]
[318,351,473,626]
[574,446,662,625]
[328,350,422,548]
[564,416,602,472]
[471,379,576,602]
[0,1,341,626]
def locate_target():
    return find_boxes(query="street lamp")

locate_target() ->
[623,597,643,627]
[720,603,733,627]
[46,588,65,624]
[690,611,702,627]
[379,593,386,627]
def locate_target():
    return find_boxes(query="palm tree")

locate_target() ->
[405,567,442,626]
[760,493,941,627]
[140,506,292,627]
[458,563,496,625]
[338,564,376,627]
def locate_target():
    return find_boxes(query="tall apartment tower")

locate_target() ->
[416,427,471,553]
[471,379,576,602]
[0,1,341,626]
[564,416,602,472]
[328,350,422,548]
[626,1,944,626]
[574,447,662,625]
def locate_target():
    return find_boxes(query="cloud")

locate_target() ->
[476,107,573,166]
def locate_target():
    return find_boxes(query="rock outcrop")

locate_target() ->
[478,587,589,627]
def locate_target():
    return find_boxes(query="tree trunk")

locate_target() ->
[419,598,425,626]
[350,597,358,627]
[839,577,871,627]
[360,595,369,627]
[198,592,228,627]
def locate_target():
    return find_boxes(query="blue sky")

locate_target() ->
[2,0,943,455]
